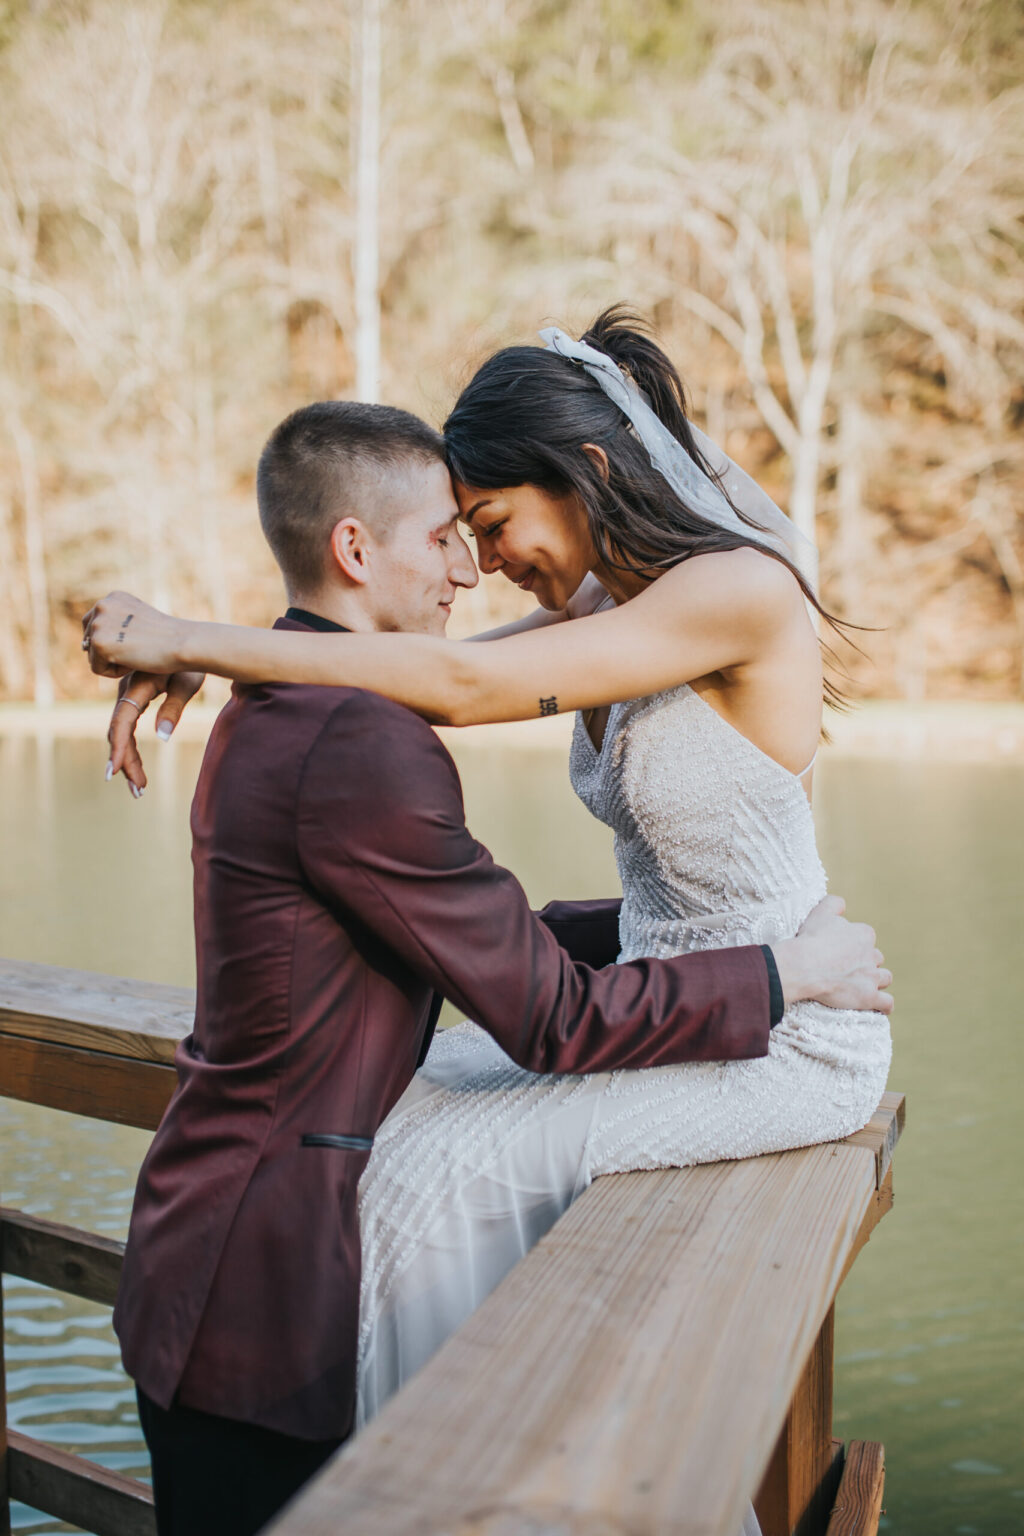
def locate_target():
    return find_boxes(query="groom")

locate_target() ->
[97,402,891,1536]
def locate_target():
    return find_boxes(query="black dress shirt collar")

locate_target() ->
[284,606,351,635]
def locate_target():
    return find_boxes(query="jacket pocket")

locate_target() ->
[300,1133,374,1152]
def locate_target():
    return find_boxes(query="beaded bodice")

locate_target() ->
[569,685,827,958]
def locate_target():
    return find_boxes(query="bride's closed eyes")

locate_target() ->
[459,518,504,540]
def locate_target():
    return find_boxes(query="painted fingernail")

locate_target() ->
[130,783,144,799]
[105,761,113,782]
[156,722,173,741]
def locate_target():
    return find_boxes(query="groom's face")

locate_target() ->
[369,459,479,635]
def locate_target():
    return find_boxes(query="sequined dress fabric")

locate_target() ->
[355,684,891,1431]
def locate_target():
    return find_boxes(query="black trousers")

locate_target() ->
[136,1387,344,1536]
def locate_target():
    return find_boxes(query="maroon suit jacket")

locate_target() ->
[113,618,772,1442]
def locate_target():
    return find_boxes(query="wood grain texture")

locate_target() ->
[268,1139,881,1536]
[1,1208,124,1306]
[824,1442,885,1536]
[7,1431,156,1536]
[843,1093,904,1186]
[0,958,193,1064]
[0,1035,175,1130]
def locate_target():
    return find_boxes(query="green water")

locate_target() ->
[1,732,1022,1533]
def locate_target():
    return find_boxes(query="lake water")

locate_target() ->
[1,727,1022,1534]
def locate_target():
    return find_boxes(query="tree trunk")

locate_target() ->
[195,356,231,624]
[0,486,27,698]
[836,396,865,619]
[788,429,820,573]
[144,432,171,615]
[354,0,382,402]
[975,490,1024,698]
[489,63,534,176]
[10,412,53,707]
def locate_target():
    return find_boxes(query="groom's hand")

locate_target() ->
[772,896,893,1015]
[106,670,206,795]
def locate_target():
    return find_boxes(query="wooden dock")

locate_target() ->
[0,958,903,1536]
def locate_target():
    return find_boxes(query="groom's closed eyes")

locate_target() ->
[432,516,460,549]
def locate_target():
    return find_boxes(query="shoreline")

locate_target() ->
[3,699,1024,762]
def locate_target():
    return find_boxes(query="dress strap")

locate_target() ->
[796,747,819,778]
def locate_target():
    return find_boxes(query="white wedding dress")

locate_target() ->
[355,684,892,1486]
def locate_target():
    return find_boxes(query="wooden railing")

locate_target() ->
[1,960,183,1536]
[0,958,903,1536]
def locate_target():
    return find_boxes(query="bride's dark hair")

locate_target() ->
[443,304,853,707]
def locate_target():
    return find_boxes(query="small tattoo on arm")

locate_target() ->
[117,613,134,644]
[539,696,559,717]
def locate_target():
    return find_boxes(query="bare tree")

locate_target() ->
[8,409,52,705]
[568,0,1023,582]
[0,0,1020,698]
[0,168,56,704]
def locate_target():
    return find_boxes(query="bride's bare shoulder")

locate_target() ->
[652,546,803,626]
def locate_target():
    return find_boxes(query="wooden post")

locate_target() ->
[1,1214,12,1536]
[754,1305,844,1536]
[825,1441,885,1536]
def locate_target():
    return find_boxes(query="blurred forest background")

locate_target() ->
[0,0,1021,705]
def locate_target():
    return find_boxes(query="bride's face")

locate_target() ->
[453,479,595,611]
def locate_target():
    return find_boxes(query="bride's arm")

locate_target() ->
[85,555,791,724]
[100,575,614,786]
[468,573,611,641]
[84,553,794,726]
[467,605,567,642]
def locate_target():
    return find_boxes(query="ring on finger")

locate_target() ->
[115,698,144,715]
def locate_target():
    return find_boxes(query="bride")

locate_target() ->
[84,307,892,1443]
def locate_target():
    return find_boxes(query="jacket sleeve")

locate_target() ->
[296,693,771,1072]
[535,899,623,970]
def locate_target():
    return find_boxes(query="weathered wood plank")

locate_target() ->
[0,1035,174,1130]
[0,958,192,1064]
[268,1138,881,1536]
[1,1208,124,1306]
[7,1431,156,1536]
[843,1093,904,1187]
[824,1441,885,1536]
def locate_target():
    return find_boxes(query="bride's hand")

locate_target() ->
[82,592,191,677]
[106,670,207,795]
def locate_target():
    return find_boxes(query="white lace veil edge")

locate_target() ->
[538,326,818,594]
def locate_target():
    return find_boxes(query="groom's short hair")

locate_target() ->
[257,401,445,591]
